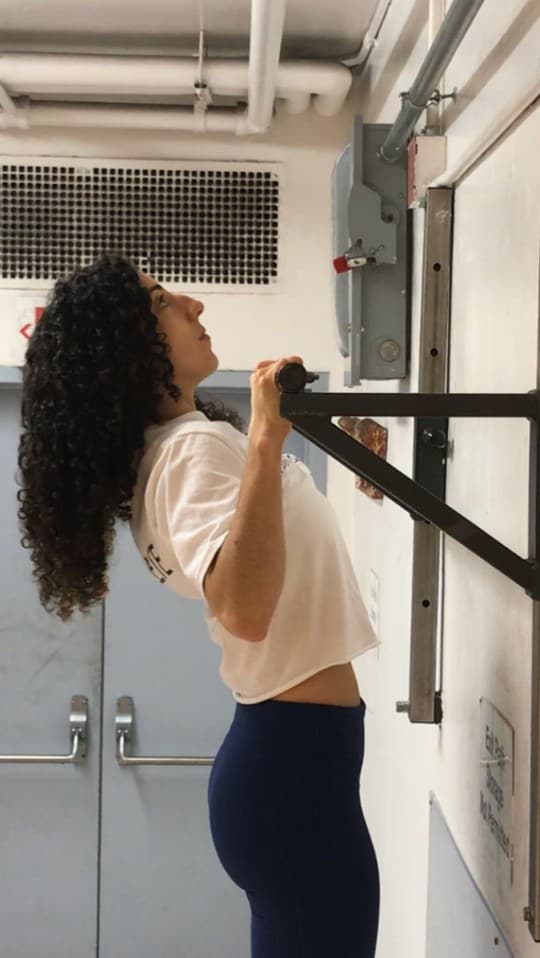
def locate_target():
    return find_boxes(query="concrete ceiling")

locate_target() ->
[0,0,381,61]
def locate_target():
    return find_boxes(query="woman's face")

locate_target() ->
[137,272,218,403]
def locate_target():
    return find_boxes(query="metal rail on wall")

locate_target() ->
[275,311,540,943]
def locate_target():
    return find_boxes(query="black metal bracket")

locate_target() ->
[413,416,448,508]
[278,381,540,600]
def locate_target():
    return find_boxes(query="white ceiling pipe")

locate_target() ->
[0,95,316,132]
[0,53,352,118]
[245,0,288,134]
[0,83,17,116]
[287,62,351,115]
[281,92,312,114]
[0,99,248,133]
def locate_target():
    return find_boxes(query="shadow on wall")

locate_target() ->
[358,0,429,123]
[359,0,539,131]
[442,0,540,127]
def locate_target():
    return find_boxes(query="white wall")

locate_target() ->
[353,1,540,956]
[0,104,355,373]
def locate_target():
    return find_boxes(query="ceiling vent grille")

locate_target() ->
[0,158,281,291]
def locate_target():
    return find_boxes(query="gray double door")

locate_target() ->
[0,373,326,958]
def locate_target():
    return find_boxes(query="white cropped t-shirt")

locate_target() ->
[129,410,379,704]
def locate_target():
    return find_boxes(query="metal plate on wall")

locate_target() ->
[332,115,410,383]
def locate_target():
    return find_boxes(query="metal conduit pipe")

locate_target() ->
[341,0,394,71]
[379,0,487,163]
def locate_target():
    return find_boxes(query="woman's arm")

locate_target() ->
[203,428,285,642]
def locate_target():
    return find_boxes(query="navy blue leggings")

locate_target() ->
[207,698,380,957]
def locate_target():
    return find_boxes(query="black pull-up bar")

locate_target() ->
[276,363,540,601]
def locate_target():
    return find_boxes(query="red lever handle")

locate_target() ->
[333,255,350,274]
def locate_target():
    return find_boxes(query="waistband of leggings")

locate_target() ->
[229,697,366,755]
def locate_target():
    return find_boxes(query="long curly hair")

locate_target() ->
[16,251,246,622]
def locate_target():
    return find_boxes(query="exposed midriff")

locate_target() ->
[270,661,362,707]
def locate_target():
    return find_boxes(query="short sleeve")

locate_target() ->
[152,431,244,599]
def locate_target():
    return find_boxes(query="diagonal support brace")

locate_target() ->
[279,387,540,599]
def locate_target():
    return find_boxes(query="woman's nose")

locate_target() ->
[177,294,203,319]
[191,298,204,319]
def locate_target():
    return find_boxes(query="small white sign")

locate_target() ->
[479,697,515,884]
[1,294,47,366]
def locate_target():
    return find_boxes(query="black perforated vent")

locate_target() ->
[0,160,280,287]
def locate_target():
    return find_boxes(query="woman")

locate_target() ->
[17,251,380,957]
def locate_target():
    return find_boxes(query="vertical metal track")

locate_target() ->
[527,262,540,940]
[407,188,453,724]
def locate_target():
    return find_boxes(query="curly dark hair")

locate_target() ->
[16,251,246,622]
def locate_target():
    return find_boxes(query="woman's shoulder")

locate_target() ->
[143,414,248,474]
[147,411,244,443]
[133,415,248,513]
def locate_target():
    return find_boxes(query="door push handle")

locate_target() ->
[115,696,215,767]
[0,695,88,765]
